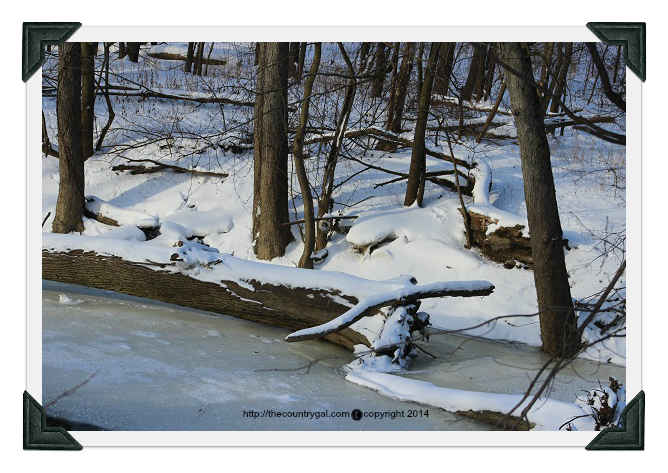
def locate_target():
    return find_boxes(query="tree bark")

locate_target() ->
[405,42,440,207]
[42,249,367,350]
[194,42,205,76]
[293,43,322,269]
[371,42,388,98]
[126,42,140,63]
[81,42,97,160]
[118,42,126,59]
[499,42,579,358]
[184,42,195,73]
[52,43,85,234]
[253,43,291,260]
[461,44,482,102]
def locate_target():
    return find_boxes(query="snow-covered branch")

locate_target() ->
[285,280,495,343]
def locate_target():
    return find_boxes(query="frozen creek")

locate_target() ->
[42,281,624,431]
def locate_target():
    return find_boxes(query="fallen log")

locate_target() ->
[42,249,369,350]
[468,211,533,269]
[111,158,229,178]
[146,51,228,66]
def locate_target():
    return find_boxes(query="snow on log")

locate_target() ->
[42,233,423,350]
[285,280,495,343]
[84,195,158,228]
[467,161,533,269]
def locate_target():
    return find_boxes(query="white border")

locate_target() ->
[28,26,641,447]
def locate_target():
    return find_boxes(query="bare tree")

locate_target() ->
[81,42,97,160]
[499,42,580,357]
[253,43,291,260]
[293,43,322,269]
[52,43,85,234]
[405,42,441,207]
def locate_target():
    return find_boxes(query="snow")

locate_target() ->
[85,195,158,228]
[345,370,597,431]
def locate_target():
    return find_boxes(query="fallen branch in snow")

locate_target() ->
[285,281,495,343]
[304,126,472,169]
[111,158,229,179]
[146,50,228,65]
[284,215,359,226]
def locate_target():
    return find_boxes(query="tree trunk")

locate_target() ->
[253,43,291,260]
[472,43,488,101]
[315,43,359,252]
[118,42,126,59]
[194,42,205,76]
[288,42,300,79]
[126,42,140,63]
[371,42,387,98]
[297,42,307,78]
[499,42,579,358]
[184,42,195,73]
[405,43,441,207]
[549,42,573,114]
[461,44,481,101]
[81,42,97,160]
[52,42,85,234]
[379,42,414,152]
[293,43,322,269]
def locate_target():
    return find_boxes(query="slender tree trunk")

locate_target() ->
[461,44,481,101]
[541,42,563,115]
[549,42,573,114]
[81,42,97,160]
[476,81,507,143]
[405,43,441,207]
[293,43,322,269]
[194,42,205,76]
[95,43,115,152]
[184,42,195,73]
[53,43,85,234]
[253,43,291,260]
[371,42,388,98]
[204,42,215,76]
[378,42,414,152]
[483,43,497,101]
[297,42,307,78]
[499,42,579,358]
[118,42,126,59]
[472,43,488,101]
[315,43,359,251]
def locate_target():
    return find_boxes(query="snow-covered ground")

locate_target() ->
[42,43,626,430]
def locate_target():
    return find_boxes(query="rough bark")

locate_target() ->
[405,43,440,207]
[499,42,579,357]
[461,44,481,102]
[52,42,85,234]
[371,42,388,98]
[126,42,140,63]
[253,43,291,260]
[81,42,97,160]
[293,43,321,269]
[184,42,195,72]
[42,249,367,350]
